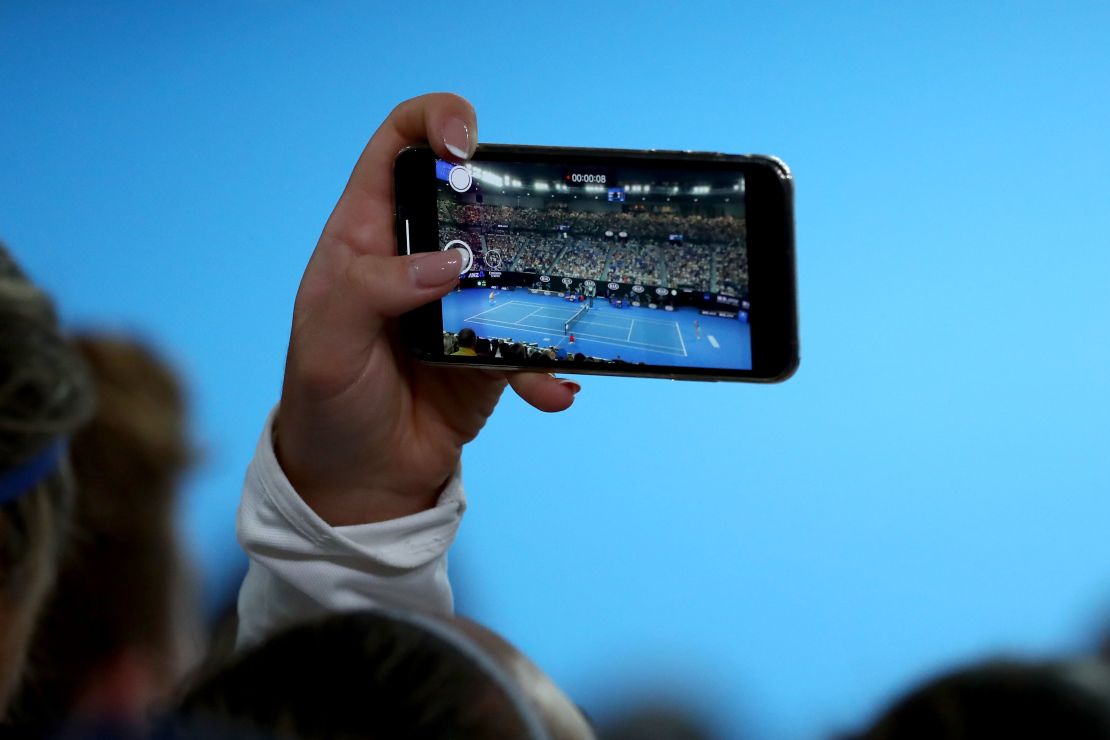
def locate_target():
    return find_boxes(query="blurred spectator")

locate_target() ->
[599,702,718,740]
[3,335,202,734]
[846,658,1110,740]
[451,328,478,356]
[0,243,94,714]
[174,610,592,739]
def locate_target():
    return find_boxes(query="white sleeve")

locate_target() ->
[235,408,466,649]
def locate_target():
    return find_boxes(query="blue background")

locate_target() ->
[3,3,1109,737]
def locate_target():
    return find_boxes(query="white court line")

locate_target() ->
[560,316,630,331]
[627,319,635,341]
[676,322,688,357]
[464,300,552,323]
[567,316,647,336]
[565,331,686,357]
[464,303,526,322]
[708,335,720,349]
[470,317,566,334]
[605,312,685,329]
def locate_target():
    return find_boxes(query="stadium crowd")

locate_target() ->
[550,238,609,279]
[440,197,748,294]
[439,200,744,242]
[511,236,566,274]
[662,242,715,291]
[443,328,620,366]
[715,245,749,297]
[606,242,663,285]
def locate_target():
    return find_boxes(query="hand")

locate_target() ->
[275,93,579,526]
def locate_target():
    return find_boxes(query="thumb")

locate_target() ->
[336,247,466,333]
[288,248,464,389]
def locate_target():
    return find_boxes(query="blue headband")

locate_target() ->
[0,441,67,506]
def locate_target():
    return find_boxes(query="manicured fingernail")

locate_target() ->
[411,248,465,287]
[560,380,581,395]
[443,117,472,160]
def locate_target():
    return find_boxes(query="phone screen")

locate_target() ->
[432,157,752,371]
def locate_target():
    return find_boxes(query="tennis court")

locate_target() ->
[466,300,687,356]
[442,288,752,369]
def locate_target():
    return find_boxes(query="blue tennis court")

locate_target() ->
[442,288,752,369]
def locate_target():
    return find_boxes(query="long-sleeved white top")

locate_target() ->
[235,409,465,648]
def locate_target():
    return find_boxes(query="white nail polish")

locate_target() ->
[445,143,468,160]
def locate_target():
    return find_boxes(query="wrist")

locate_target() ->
[272,422,446,526]
[296,482,444,526]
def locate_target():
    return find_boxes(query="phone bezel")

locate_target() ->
[395,144,798,383]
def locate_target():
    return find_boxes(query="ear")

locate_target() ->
[73,648,162,725]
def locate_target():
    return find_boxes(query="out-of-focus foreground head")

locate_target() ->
[0,242,93,714]
[4,334,197,734]
[848,658,1110,740]
[175,610,595,740]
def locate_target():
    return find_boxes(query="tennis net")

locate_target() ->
[564,305,589,335]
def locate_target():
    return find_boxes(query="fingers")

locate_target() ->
[325,92,477,251]
[507,372,580,413]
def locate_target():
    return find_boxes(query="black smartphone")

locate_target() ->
[394,144,798,382]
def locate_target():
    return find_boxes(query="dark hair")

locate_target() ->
[475,338,491,357]
[0,242,94,712]
[849,659,1110,740]
[6,335,193,732]
[457,328,477,350]
[174,611,533,740]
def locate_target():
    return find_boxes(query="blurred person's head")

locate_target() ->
[849,658,1110,740]
[0,243,93,714]
[598,702,716,740]
[5,334,197,733]
[175,610,594,740]
[457,328,477,350]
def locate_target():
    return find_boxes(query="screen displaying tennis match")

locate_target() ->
[434,158,751,370]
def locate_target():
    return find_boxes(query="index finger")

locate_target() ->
[323,92,477,253]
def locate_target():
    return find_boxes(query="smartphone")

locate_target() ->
[394,144,798,382]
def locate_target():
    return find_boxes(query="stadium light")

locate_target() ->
[470,165,505,188]
[534,181,550,192]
